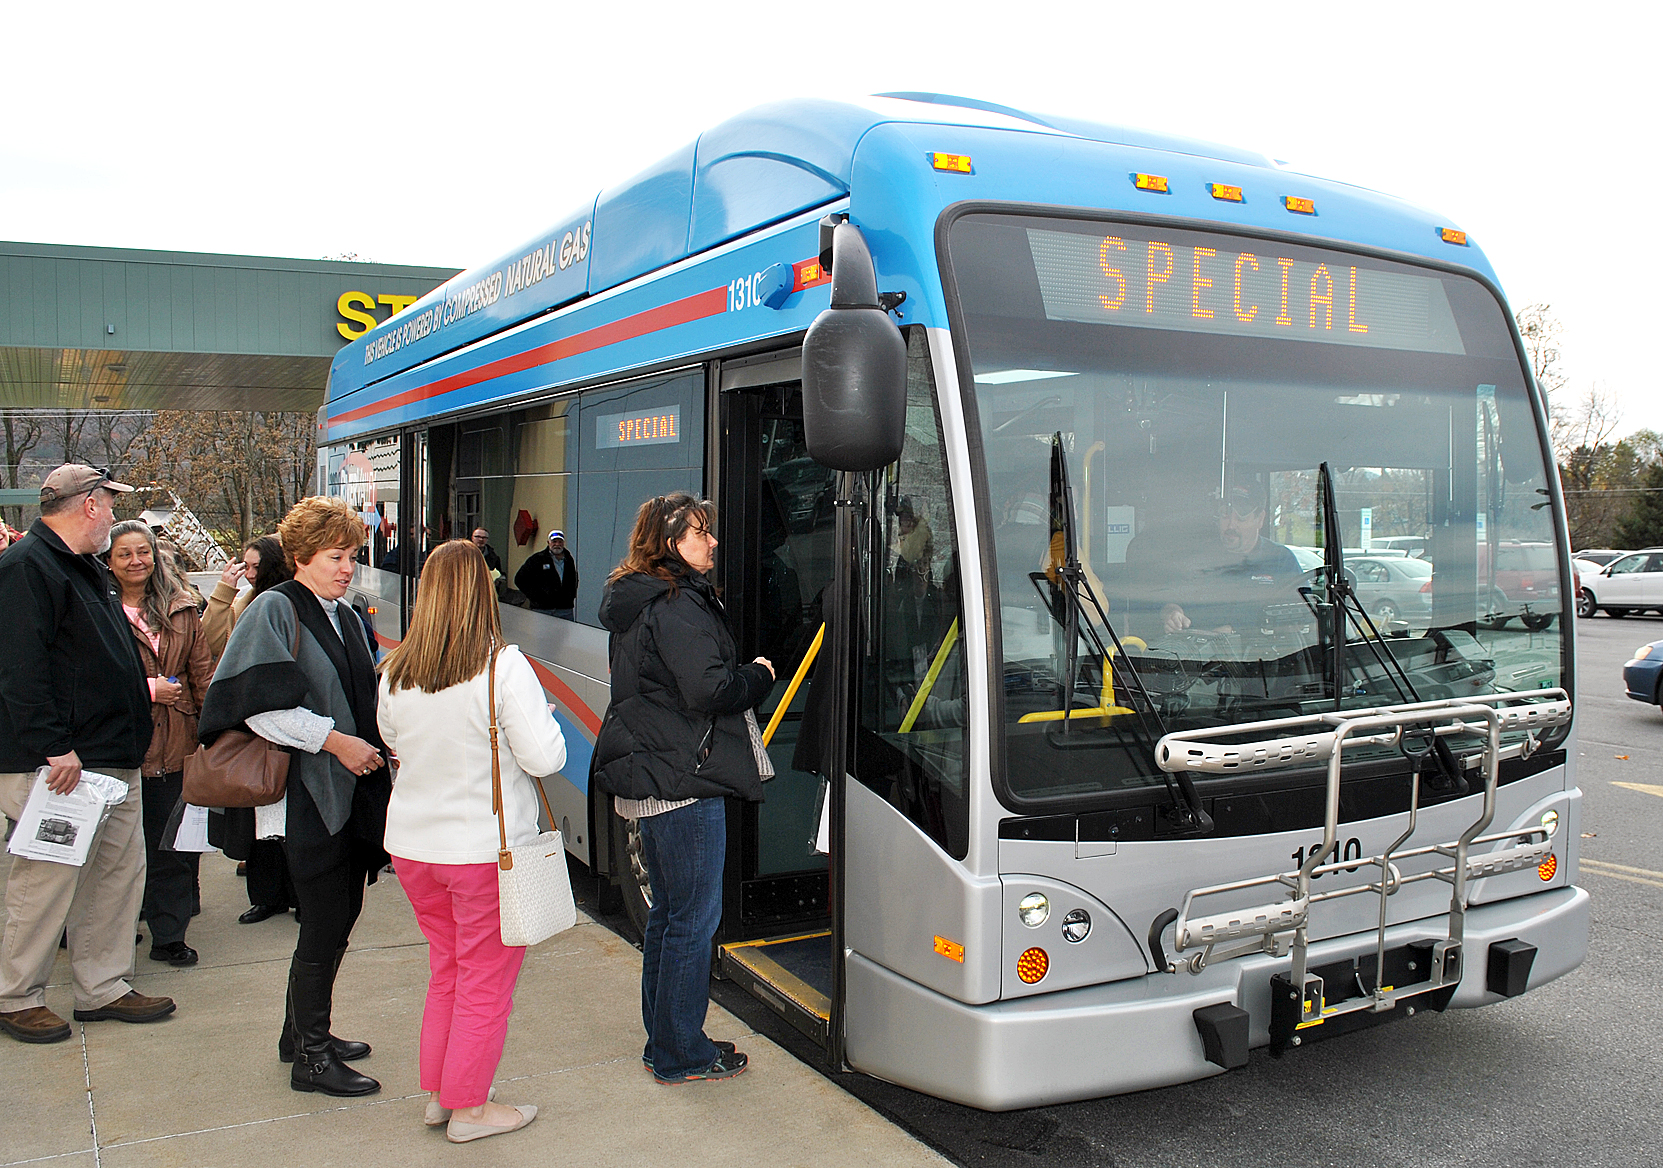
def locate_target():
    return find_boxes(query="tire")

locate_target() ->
[1521,612,1554,631]
[1576,589,1597,619]
[1484,590,1512,629]
[619,813,653,940]
[1374,600,1401,624]
[1609,607,1630,618]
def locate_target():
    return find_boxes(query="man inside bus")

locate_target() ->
[470,527,502,574]
[1137,481,1303,637]
[514,530,579,620]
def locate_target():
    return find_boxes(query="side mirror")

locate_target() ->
[801,219,907,471]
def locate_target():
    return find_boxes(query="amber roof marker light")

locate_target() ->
[1209,183,1244,203]
[1283,195,1317,215]
[1133,173,1170,193]
[1440,227,1470,245]
[931,152,973,173]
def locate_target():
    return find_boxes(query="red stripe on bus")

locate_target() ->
[371,624,603,736]
[332,285,730,427]
[526,658,604,736]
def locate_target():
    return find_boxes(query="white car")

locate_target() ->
[1576,548,1663,618]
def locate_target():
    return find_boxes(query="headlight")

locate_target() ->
[1017,892,1050,928]
[1540,808,1560,837]
[1632,645,1653,661]
[1061,908,1092,943]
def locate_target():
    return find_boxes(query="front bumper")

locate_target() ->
[1622,658,1661,702]
[844,886,1588,1111]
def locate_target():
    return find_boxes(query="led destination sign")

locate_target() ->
[596,406,681,449]
[1026,226,1465,355]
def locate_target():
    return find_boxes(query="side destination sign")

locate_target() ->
[330,208,595,400]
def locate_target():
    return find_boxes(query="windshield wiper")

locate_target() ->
[1043,434,1213,834]
[1315,463,1467,792]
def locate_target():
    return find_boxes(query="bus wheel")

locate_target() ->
[620,815,653,939]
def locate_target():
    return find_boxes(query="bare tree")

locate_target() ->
[1,413,43,529]
[1555,383,1625,549]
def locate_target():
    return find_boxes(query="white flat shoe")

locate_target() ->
[424,1086,494,1127]
[447,1104,537,1143]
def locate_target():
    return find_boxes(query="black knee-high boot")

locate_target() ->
[279,949,372,1063]
[288,956,380,1097]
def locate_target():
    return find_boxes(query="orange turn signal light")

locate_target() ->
[1440,227,1469,245]
[934,935,965,963]
[1538,853,1557,881]
[1209,183,1244,202]
[931,152,972,173]
[1283,195,1316,215]
[1016,947,1049,983]
[1133,173,1170,193]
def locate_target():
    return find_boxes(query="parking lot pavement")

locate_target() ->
[0,848,949,1168]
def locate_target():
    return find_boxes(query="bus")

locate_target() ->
[321,93,1584,1110]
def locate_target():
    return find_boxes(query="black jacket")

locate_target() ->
[591,570,773,803]
[0,520,153,772]
[515,549,579,610]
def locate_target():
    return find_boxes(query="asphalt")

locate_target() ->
[0,847,948,1168]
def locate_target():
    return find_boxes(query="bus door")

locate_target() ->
[713,367,841,1045]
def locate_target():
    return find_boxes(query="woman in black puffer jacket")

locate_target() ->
[593,493,774,1084]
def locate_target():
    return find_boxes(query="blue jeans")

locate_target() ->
[637,797,725,1080]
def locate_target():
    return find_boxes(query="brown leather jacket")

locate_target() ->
[128,595,217,777]
[201,579,253,660]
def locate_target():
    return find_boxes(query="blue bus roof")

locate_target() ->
[329,94,1489,415]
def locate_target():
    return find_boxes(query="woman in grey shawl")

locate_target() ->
[198,496,390,1098]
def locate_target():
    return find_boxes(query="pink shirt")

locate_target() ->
[124,604,164,700]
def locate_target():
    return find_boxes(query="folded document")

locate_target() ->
[6,768,129,867]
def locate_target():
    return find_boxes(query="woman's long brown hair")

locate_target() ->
[606,492,717,596]
[378,540,503,693]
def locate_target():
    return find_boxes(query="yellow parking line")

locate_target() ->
[1611,781,1663,799]
[1581,858,1663,889]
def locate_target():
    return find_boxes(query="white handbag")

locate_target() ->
[489,647,578,946]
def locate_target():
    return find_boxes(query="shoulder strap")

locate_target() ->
[492,645,557,870]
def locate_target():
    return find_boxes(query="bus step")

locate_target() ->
[718,931,832,1046]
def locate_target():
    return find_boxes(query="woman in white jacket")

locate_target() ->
[377,540,566,1144]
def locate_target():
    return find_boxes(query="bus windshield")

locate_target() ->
[946,212,1565,809]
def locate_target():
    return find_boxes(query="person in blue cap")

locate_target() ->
[514,529,579,619]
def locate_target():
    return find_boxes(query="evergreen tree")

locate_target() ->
[1615,462,1663,548]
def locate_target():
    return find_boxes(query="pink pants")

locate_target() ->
[393,857,526,1108]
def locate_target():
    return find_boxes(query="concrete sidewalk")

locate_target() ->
[1,849,947,1167]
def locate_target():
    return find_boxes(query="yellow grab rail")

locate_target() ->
[1016,636,1145,726]
[761,623,825,747]
[899,618,961,733]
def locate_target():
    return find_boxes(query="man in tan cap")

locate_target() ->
[0,465,174,1043]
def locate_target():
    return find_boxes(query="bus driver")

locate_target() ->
[1151,482,1303,637]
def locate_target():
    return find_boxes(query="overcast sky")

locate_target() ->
[6,3,1656,429]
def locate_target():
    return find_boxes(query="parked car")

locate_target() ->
[1485,541,1561,629]
[1576,548,1663,619]
[1622,637,1663,705]
[1350,556,1434,626]
[1371,535,1429,559]
[1282,548,1431,627]
[1572,548,1629,568]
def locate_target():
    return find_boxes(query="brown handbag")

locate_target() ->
[181,605,301,809]
[182,728,291,808]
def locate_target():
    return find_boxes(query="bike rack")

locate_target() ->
[1151,690,1570,1047]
